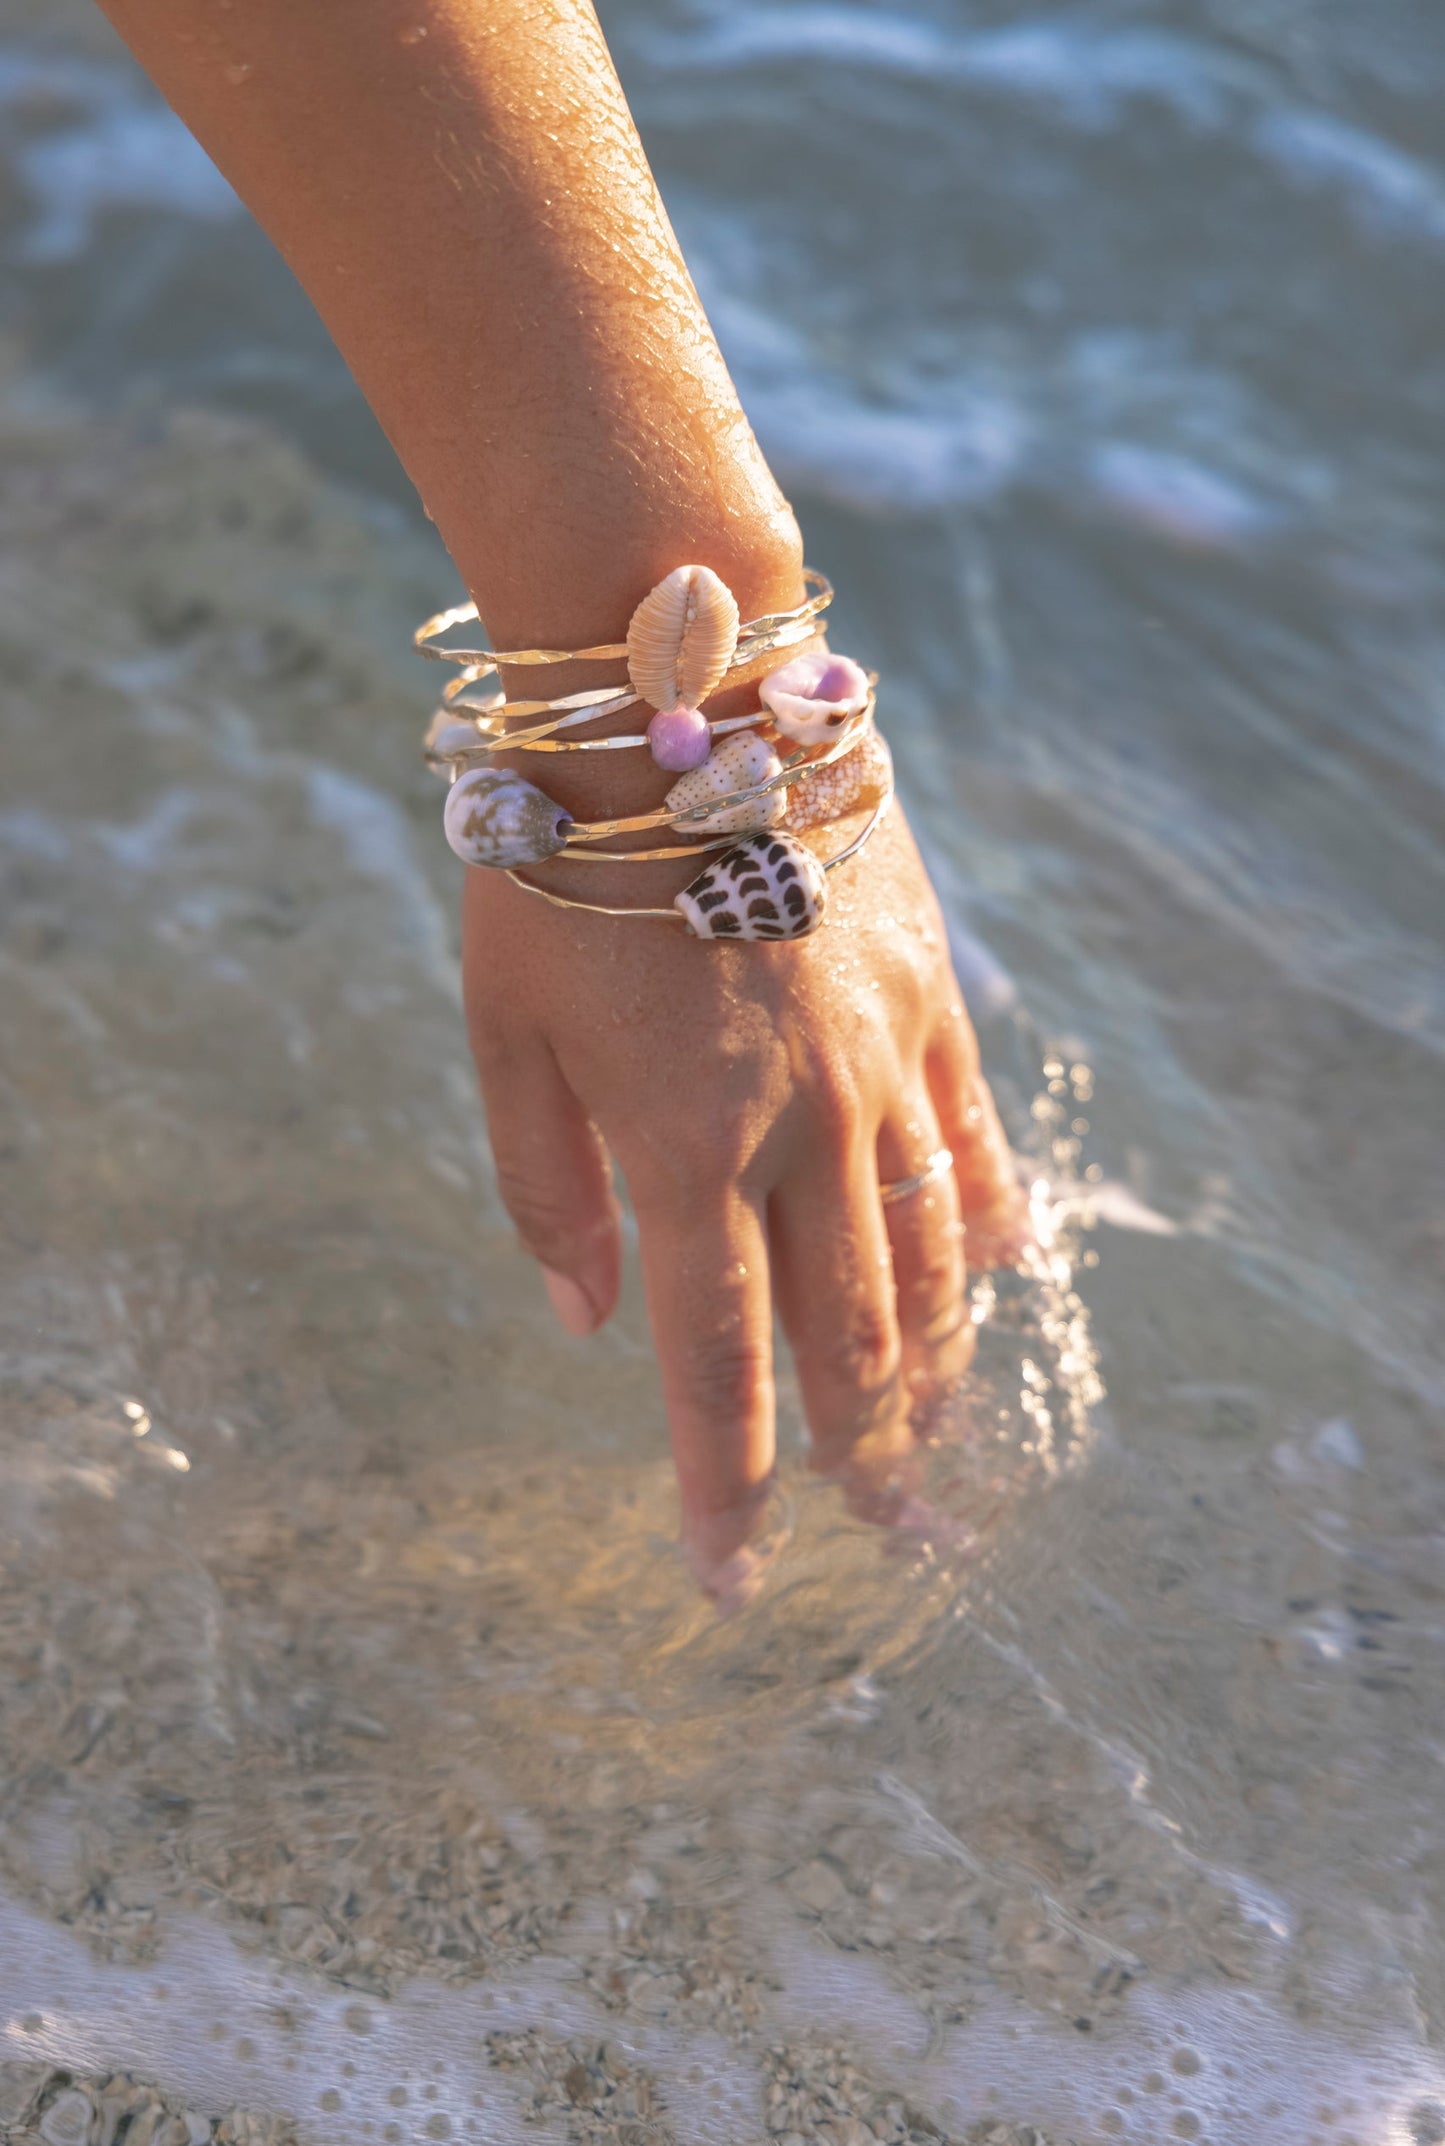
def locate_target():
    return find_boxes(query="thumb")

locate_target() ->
[473,1031,622,1335]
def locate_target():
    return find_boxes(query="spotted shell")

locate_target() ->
[626,565,740,712]
[759,650,871,745]
[786,727,894,833]
[664,730,787,837]
[443,766,572,869]
[674,831,828,941]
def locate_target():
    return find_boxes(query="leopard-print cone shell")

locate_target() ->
[443,766,572,869]
[626,565,740,712]
[674,832,828,941]
[785,727,894,833]
[664,730,787,837]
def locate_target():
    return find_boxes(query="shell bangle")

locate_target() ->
[420,564,895,942]
[504,786,895,936]
[414,566,833,671]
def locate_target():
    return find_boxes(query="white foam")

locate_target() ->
[6,1887,1442,2145]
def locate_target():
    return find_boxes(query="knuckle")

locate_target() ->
[818,1299,899,1395]
[798,1061,865,1153]
[903,1247,963,1315]
[679,1329,771,1422]
[627,1121,761,1213]
[492,1156,583,1259]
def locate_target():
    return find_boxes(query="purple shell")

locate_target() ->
[759,650,871,744]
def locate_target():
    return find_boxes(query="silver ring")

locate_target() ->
[879,1147,954,1207]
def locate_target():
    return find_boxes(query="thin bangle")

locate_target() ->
[504,784,893,925]
[557,697,874,847]
[414,566,833,670]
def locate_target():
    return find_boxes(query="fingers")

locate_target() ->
[471,1025,622,1335]
[632,1183,778,1587]
[876,1092,974,1398]
[926,1002,1029,1265]
[769,1119,911,1488]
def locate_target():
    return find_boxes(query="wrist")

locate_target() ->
[485,524,810,902]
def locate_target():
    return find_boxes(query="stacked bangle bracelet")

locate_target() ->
[416,563,895,941]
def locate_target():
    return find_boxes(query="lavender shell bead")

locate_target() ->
[759,650,871,745]
[786,727,893,833]
[674,831,828,941]
[443,766,572,869]
[663,730,787,837]
[647,704,712,771]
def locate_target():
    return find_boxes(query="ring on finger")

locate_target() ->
[879,1147,954,1207]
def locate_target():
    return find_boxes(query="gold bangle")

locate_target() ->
[504,784,894,933]
[557,695,875,847]
[415,566,833,669]
[425,562,890,940]
[423,674,770,763]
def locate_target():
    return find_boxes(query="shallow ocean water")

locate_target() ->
[1,1,1443,2141]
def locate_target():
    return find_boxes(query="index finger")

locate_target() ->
[632,1183,777,1592]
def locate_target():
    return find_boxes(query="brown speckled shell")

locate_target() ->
[674,832,828,941]
[785,728,894,833]
[626,565,740,712]
[664,730,787,837]
[442,767,572,869]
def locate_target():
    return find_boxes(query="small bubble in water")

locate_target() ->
[319,2091,342,2112]
[1172,2049,1203,2076]
[399,22,428,40]
[388,2088,408,2107]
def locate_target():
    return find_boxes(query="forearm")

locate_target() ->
[92,0,802,650]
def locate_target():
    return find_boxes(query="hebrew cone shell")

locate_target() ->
[675,832,828,941]
[786,728,893,833]
[443,767,572,869]
[664,730,787,837]
[627,565,740,712]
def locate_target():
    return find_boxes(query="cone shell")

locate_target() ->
[675,832,828,941]
[443,766,572,869]
[626,565,740,712]
[760,650,871,745]
[664,730,787,838]
[786,728,894,834]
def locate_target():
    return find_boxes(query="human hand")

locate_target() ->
[461,802,1026,1596]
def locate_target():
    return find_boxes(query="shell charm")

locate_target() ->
[760,650,870,744]
[664,731,787,838]
[786,727,894,833]
[627,564,740,711]
[443,766,572,869]
[674,831,828,941]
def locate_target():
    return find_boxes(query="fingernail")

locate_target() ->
[541,1266,597,1337]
